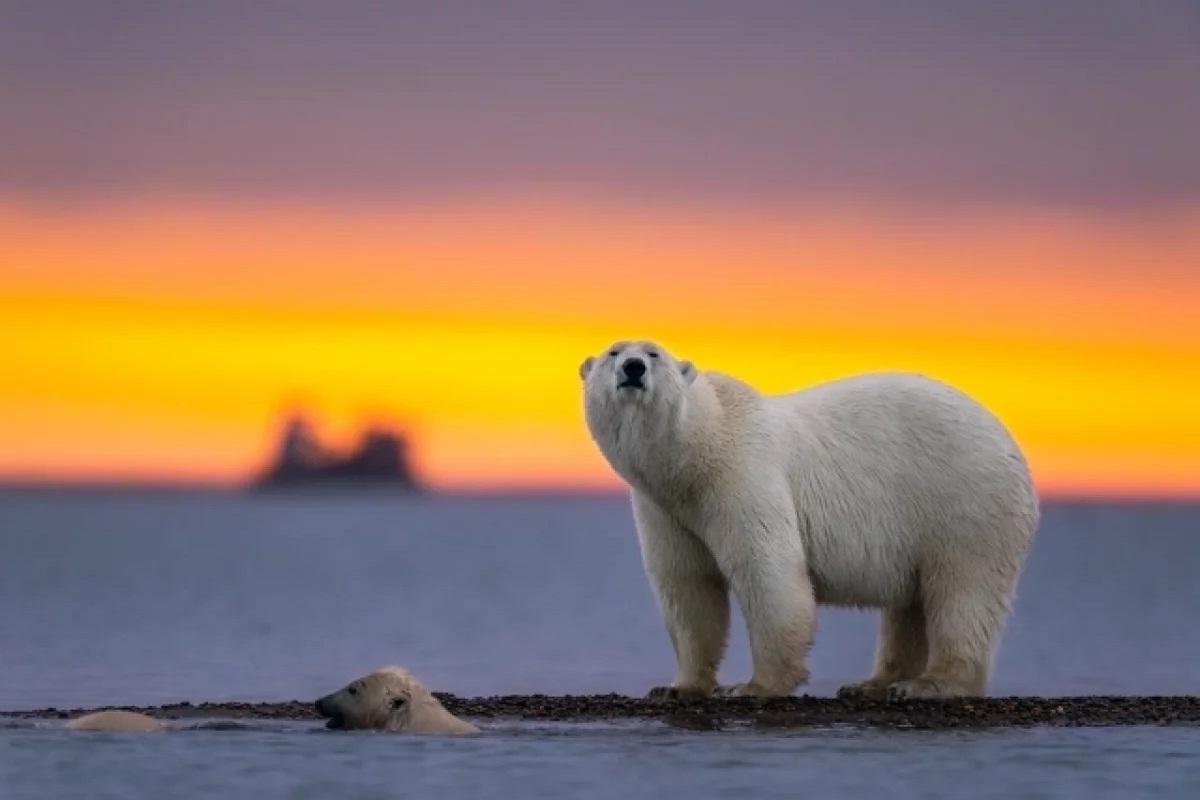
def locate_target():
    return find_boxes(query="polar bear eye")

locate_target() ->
[608,350,619,357]
[347,684,358,696]
[647,351,659,359]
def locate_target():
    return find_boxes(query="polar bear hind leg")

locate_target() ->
[888,550,1017,699]
[888,532,1027,700]
[838,603,929,699]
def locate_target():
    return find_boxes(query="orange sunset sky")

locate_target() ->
[3,2,1199,496]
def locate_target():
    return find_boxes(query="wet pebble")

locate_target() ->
[4,696,1198,729]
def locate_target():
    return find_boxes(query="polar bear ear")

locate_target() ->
[579,356,595,380]
[679,361,697,384]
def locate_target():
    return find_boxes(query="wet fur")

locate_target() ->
[315,667,477,734]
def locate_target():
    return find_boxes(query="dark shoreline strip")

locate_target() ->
[5,696,1200,729]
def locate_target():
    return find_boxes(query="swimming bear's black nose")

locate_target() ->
[622,358,647,379]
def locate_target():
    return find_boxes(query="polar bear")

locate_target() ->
[581,340,1038,700]
[66,710,164,732]
[314,667,478,734]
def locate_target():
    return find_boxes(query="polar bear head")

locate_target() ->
[579,340,696,412]
[314,666,477,734]
[580,340,705,487]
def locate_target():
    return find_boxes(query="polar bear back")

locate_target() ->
[66,710,164,732]
[761,372,1036,608]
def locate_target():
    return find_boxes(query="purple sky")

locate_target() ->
[3,0,1198,208]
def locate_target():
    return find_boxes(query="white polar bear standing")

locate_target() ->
[581,340,1038,700]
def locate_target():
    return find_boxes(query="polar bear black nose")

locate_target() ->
[622,358,647,379]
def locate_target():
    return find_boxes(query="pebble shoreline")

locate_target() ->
[5,695,1200,729]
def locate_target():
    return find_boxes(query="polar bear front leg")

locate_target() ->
[707,501,815,698]
[633,493,730,700]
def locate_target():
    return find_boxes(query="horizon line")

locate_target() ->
[1,478,1197,505]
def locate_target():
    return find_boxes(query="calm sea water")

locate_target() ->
[1,490,1198,798]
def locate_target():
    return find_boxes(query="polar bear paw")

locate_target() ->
[647,685,712,701]
[886,677,969,701]
[714,682,781,698]
[836,680,891,700]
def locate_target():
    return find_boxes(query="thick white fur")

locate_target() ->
[66,710,164,732]
[582,340,1038,699]
[315,666,478,734]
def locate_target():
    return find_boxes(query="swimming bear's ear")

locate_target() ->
[579,356,595,380]
[679,360,696,384]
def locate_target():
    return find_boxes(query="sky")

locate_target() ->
[2,1,1198,495]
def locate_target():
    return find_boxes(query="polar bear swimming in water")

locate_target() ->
[315,667,478,734]
[66,710,164,732]
[581,340,1038,700]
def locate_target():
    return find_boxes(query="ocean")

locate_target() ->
[1,490,1197,798]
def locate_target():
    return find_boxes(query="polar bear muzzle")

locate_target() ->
[618,357,647,390]
[313,693,343,728]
